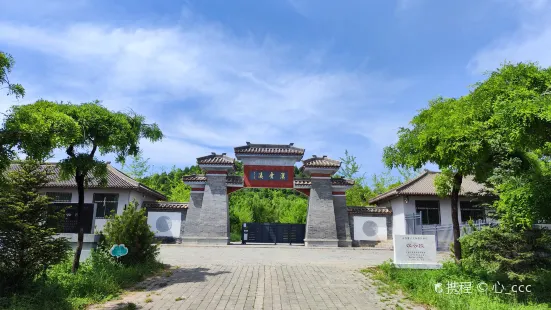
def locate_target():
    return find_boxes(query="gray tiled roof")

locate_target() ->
[8,163,166,200]
[331,178,355,186]
[301,155,341,168]
[369,170,488,204]
[294,178,311,188]
[226,175,243,185]
[143,201,188,209]
[234,142,305,156]
[197,153,236,166]
[182,175,207,182]
[293,178,354,188]
[348,207,392,215]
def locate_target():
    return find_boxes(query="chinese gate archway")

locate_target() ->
[181,143,354,247]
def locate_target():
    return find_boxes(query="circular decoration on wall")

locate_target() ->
[156,216,172,232]
[362,220,378,237]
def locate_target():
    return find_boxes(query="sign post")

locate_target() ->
[393,235,442,269]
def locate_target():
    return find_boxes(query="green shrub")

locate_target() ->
[102,201,159,265]
[461,226,551,302]
[0,249,163,309]
[365,261,549,310]
[0,160,70,296]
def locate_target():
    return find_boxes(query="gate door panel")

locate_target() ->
[242,223,305,244]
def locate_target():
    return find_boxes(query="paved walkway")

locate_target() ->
[93,245,427,310]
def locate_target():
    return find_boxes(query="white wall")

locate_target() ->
[40,187,157,233]
[390,195,481,236]
[390,197,406,235]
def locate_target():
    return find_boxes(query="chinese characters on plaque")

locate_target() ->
[393,235,442,269]
[249,171,288,181]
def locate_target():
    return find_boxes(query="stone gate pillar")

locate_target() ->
[182,153,236,245]
[332,179,354,247]
[301,155,348,247]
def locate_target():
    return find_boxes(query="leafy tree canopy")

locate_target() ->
[1,100,163,272]
[383,62,551,259]
[0,160,69,295]
[0,51,25,99]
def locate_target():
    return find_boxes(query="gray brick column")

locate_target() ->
[304,178,338,247]
[181,192,203,243]
[196,174,230,244]
[333,195,351,247]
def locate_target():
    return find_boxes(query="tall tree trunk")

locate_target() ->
[71,173,85,273]
[451,172,463,262]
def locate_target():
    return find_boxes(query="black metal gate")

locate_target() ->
[241,223,305,244]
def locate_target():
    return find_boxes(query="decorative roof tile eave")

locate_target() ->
[182,175,207,182]
[292,178,355,188]
[196,153,237,168]
[226,175,244,186]
[301,155,341,170]
[368,170,490,205]
[347,206,392,215]
[143,201,189,209]
[331,178,355,186]
[234,142,305,156]
[8,163,167,201]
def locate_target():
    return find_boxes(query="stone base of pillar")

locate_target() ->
[338,239,352,247]
[181,236,229,245]
[304,239,339,247]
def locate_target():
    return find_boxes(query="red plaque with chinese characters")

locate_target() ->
[243,165,294,189]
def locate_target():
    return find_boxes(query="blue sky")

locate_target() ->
[1,0,551,179]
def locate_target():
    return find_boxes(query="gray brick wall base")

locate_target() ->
[338,240,352,247]
[181,236,229,245]
[304,239,339,247]
[333,195,351,247]
[182,175,230,245]
[305,178,338,247]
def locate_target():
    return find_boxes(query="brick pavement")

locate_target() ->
[92,245,429,310]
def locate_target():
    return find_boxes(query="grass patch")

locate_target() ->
[362,261,551,310]
[0,251,164,310]
[230,231,241,242]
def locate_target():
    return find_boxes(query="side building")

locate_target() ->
[8,162,171,259]
[368,170,491,248]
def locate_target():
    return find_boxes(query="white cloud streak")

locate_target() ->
[469,0,551,72]
[0,10,409,167]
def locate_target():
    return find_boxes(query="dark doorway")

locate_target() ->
[241,223,305,244]
[49,203,95,233]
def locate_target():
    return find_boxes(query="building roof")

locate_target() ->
[197,153,236,167]
[234,142,305,156]
[9,163,166,200]
[226,175,243,185]
[293,178,354,188]
[348,206,392,215]
[143,201,188,209]
[182,174,207,182]
[301,155,341,169]
[368,170,488,205]
[331,178,355,186]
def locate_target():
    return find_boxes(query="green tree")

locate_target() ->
[338,150,366,185]
[337,150,373,205]
[0,160,69,295]
[1,100,163,272]
[383,96,491,261]
[0,52,25,175]
[384,62,551,261]
[122,152,151,180]
[102,201,159,265]
[0,51,25,99]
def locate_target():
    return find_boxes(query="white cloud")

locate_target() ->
[469,1,551,72]
[0,9,409,167]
